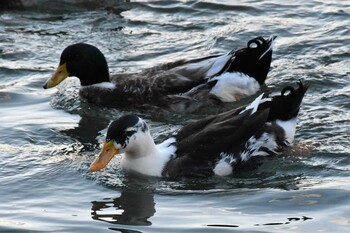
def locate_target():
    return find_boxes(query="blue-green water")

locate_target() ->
[0,0,349,232]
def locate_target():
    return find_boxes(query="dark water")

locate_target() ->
[1,0,349,232]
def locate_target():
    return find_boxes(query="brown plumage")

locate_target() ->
[44,36,276,113]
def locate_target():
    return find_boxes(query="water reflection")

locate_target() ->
[254,216,313,226]
[91,176,156,227]
[207,216,313,229]
[91,190,155,226]
[62,115,110,145]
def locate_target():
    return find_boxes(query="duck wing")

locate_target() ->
[162,81,308,178]
[162,108,270,178]
[87,36,275,111]
[110,52,233,96]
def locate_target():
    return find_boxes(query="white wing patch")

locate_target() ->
[240,93,265,115]
[259,97,272,104]
[206,53,232,78]
[209,72,260,102]
[184,53,232,79]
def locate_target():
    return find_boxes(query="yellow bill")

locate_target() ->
[43,63,69,89]
[90,141,119,172]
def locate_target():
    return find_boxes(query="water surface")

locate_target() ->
[0,0,349,232]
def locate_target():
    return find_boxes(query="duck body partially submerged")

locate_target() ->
[90,81,308,179]
[44,36,276,113]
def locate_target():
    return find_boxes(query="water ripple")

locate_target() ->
[0,0,349,232]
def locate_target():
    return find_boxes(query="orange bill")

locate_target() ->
[90,141,119,172]
[43,63,69,89]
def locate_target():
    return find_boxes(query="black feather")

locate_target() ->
[258,80,308,121]
[106,114,140,148]
[162,81,308,178]
[162,109,270,178]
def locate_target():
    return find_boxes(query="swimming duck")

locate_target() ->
[90,81,308,178]
[43,36,276,113]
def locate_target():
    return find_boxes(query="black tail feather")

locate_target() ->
[259,80,308,121]
[208,35,276,88]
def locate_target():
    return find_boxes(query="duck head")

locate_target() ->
[90,114,153,172]
[43,43,110,89]
[227,35,277,85]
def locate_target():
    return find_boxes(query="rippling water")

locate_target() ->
[1,0,349,232]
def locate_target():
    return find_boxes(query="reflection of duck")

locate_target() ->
[43,36,276,113]
[90,81,308,178]
[62,115,110,145]
[91,190,155,226]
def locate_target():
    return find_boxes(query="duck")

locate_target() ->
[89,81,308,178]
[43,36,276,113]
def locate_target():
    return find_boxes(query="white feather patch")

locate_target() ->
[120,134,176,177]
[240,93,265,115]
[89,82,116,89]
[184,53,232,79]
[213,153,236,176]
[240,133,279,161]
[259,97,272,104]
[206,53,232,78]
[259,35,275,60]
[209,72,260,102]
[276,118,297,145]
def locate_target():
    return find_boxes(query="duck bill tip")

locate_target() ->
[43,63,69,89]
[89,141,119,172]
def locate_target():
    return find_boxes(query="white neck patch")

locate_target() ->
[120,133,176,177]
[82,82,115,90]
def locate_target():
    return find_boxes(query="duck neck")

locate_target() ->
[121,132,170,177]
[73,53,110,86]
[126,131,158,158]
[79,68,110,86]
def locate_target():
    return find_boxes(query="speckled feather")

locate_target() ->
[162,81,308,178]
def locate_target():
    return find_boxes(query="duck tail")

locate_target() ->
[259,80,308,121]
